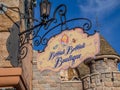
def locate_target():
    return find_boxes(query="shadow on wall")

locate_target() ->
[6,21,20,67]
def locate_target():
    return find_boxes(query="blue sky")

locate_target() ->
[34,0,120,69]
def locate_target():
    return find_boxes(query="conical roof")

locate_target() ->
[98,35,118,55]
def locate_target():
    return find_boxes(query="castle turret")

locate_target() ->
[82,35,120,90]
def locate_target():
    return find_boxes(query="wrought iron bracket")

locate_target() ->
[0,3,92,66]
[18,4,92,60]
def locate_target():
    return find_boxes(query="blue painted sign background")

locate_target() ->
[34,0,120,70]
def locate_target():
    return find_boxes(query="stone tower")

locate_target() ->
[82,35,120,90]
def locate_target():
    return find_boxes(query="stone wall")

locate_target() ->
[83,55,120,90]
[0,32,12,67]
[0,0,33,89]
[88,56,119,73]
[0,0,20,67]
[0,0,20,31]
[32,50,61,90]
[82,71,120,90]
[32,50,120,90]
[85,55,120,73]
[18,0,33,90]
[32,51,83,90]
[20,43,32,90]
[60,81,83,90]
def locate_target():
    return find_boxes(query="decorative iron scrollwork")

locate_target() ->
[1,2,92,63]
[19,4,92,54]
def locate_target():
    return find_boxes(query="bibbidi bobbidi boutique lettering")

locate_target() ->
[37,28,100,72]
[48,43,85,68]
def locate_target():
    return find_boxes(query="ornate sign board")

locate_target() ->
[37,28,100,72]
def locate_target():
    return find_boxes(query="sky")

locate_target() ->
[34,0,120,70]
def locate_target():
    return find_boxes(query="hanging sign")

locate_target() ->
[37,28,100,71]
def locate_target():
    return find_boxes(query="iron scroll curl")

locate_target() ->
[19,4,92,59]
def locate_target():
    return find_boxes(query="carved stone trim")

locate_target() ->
[84,55,120,65]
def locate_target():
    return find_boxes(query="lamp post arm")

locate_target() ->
[19,18,55,36]
[19,23,42,36]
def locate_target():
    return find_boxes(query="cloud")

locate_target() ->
[78,0,120,13]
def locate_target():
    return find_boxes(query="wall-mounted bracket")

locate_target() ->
[0,3,7,14]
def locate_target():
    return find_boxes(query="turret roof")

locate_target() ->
[97,35,118,55]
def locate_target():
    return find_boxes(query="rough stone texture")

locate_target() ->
[0,0,32,89]
[82,54,120,90]
[32,35,120,90]
[98,35,117,55]
[32,51,83,90]
[82,71,120,90]
[17,0,33,89]
[0,32,12,67]
[76,63,90,78]
[0,0,20,67]
[88,58,118,74]
[0,0,20,31]
[19,40,33,90]
[0,0,19,7]
[32,51,60,90]
[61,81,83,90]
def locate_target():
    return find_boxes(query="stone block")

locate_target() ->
[33,88,40,90]
[61,86,69,90]
[101,74,106,80]
[91,77,96,83]
[90,83,96,88]
[103,87,112,90]
[61,83,72,87]
[38,79,47,84]
[96,81,101,86]
[104,81,113,87]
[50,83,58,87]
[113,73,117,76]
[115,73,120,81]
[0,60,12,67]
[105,78,112,82]
[69,87,79,90]
[41,84,50,88]
[87,88,94,90]
[117,73,120,77]
[50,76,60,82]
[61,86,80,90]
[113,87,120,90]
[33,73,40,80]
[71,82,82,87]
[45,79,56,83]
[33,84,40,88]
[33,80,39,85]
[113,81,120,87]
[117,76,120,81]
[48,87,60,90]
[96,86,103,90]
[105,73,112,78]
[0,0,20,31]
[0,33,12,67]
[32,60,37,65]
[32,65,38,71]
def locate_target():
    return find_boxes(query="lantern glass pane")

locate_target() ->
[40,2,47,17]
[46,2,51,17]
